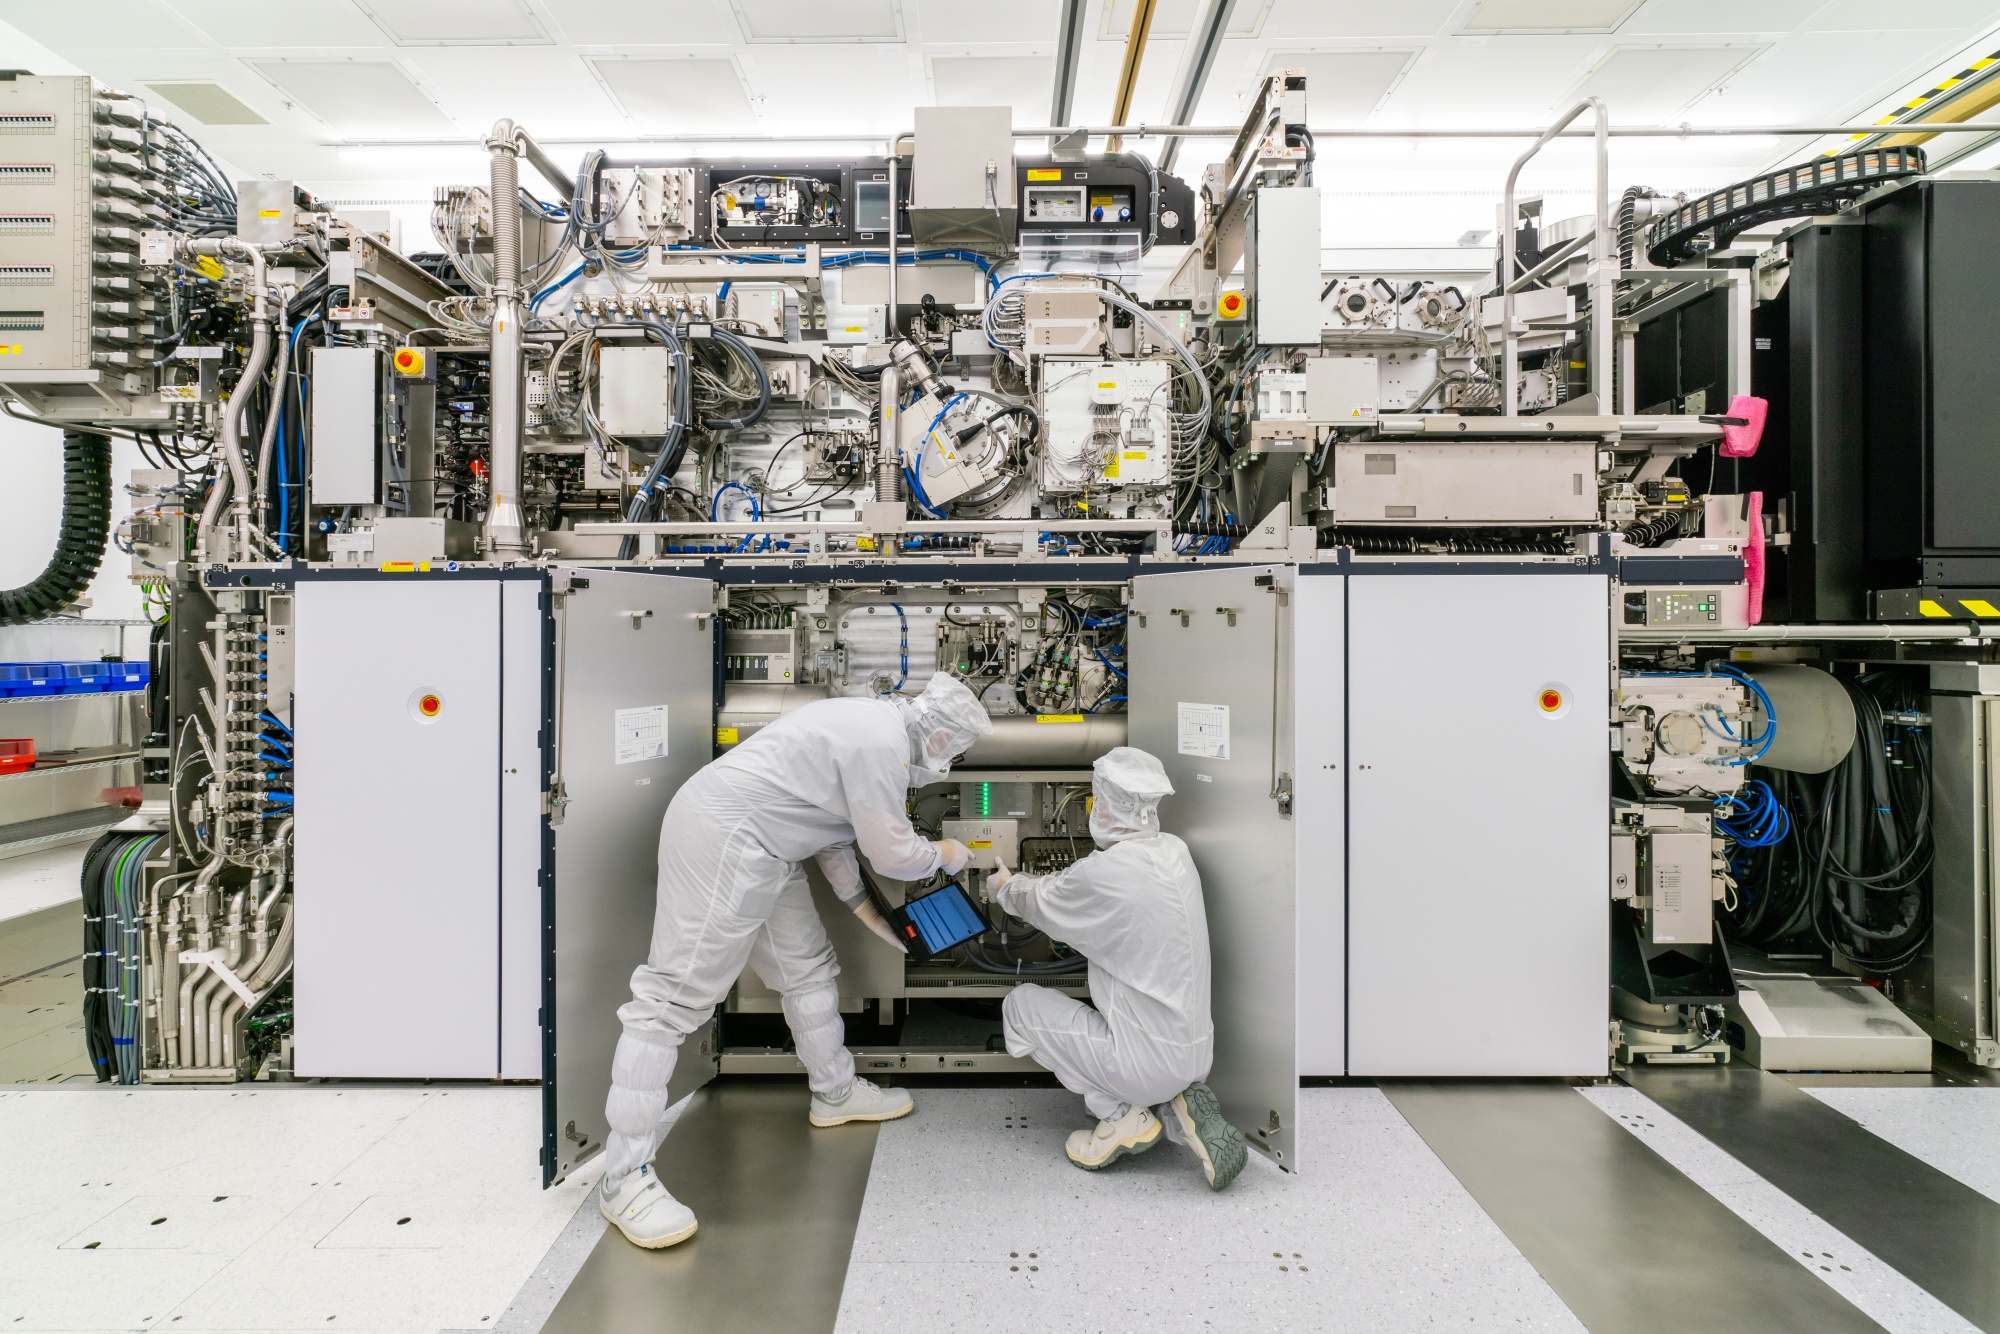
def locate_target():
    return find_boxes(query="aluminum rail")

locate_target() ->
[1502,99,1609,416]
[575,519,1171,536]
[1619,623,1994,642]
[341,121,2000,150]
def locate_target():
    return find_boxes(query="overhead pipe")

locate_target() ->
[1105,0,1160,154]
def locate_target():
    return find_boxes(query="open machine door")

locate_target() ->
[543,569,718,1185]
[1128,565,1300,1170]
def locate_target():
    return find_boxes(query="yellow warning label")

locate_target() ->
[1961,599,2000,617]
[969,840,992,849]
[1104,456,1119,479]
[1036,714,1084,724]
[380,561,415,572]
[1026,168,1063,181]
[1122,451,1147,460]
[1920,599,1951,617]
[715,726,740,745]
[258,208,282,219]
[0,345,19,355]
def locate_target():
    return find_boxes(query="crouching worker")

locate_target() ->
[989,746,1247,1190]
[598,673,995,1248]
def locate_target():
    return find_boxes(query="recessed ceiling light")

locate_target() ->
[145,83,267,127]
[1462,0,1641,34]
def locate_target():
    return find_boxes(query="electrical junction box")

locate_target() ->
[723,627,803,684]
[1306,356,1379,422]
[1039,359,1172,492]
[1249,187,1322,346]
[236,179,298,246]
[1023,287,1105,357]
[726,286,798,340]
[309,345,383,506]
[910,105,1016,250]
[941,818,1020,872]
[598,344,671,436]
[1642,824,1713,945]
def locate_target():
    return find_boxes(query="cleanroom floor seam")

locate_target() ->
[1625,1065,2000,1334]
[1381,1079,1887,1334]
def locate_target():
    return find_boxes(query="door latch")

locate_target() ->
[1272,771,1293,817]
[544,778,570,826]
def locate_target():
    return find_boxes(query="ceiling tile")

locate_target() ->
[1380,44,1601,120]
[588,55,757,133]
[405,49,621,135]
[247,58,460,136]
[1262,0,1459,41]
[0,0,206,48]
[145,80,269,124]
[541,0,739,44]
[1694,29,1964,123]
[1462,0,1644,33]
[352,0,550,45]
[1620,0,1825,36]
[167,0,387,47]
[1804,0,2000,29]
[1569,45,1762,122]
[730,0,905,42]
[741,47,920,128]
[915,0,1059,43]
[927,55,1053,120]
[1262,50,1418,124]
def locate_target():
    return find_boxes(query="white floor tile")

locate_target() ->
[0,843,87,925]
[1802,1087,2000,1205]
[835,1086,1585,1333]
[0,1086,597,1333]
[1581,1084,1978,1334]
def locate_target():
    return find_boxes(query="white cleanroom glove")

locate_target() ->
[934,839,971,875]
[987,859,1014,898]
[852,899,908,953]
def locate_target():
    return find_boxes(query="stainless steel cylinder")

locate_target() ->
[961,713,1128,767]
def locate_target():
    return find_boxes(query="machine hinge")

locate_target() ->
[1272,771,1293,817]
[544,779,570,825]
[1133,611,1148,627]
[1168,607,1190,627]
[622,608,653,629]
[1216,606,1238,627]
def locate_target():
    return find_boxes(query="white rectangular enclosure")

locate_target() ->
[1345,572,1610,1076]
[293,575,543,1079]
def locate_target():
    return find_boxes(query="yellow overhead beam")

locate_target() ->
[1106,0,1159,153]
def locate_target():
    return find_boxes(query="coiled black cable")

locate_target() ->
[1,431,113,625]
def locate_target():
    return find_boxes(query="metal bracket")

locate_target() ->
[622,609,653,629]
[1272,771,1293,817]
[1216,607,1238,627]
[543,778,570,826]
[1169,607,1190,627]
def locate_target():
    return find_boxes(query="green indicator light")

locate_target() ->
[981,782,991,818]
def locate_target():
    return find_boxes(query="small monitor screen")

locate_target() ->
[901,883,987,953]
[854,179,892,232]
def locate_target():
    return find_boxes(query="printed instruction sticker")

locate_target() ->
[615,705,669,765]
[1178,702,1230,760]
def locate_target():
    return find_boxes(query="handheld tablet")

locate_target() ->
[889,881,989,963]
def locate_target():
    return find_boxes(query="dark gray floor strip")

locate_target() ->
[1628,1063,2000,1333]
[1382,1081,1885,1334]
[540,1081,879,1334]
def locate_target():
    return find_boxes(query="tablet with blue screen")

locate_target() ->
[889,882,988,963]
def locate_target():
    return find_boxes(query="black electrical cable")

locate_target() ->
[698,326,771,431]
[0,431,113,625]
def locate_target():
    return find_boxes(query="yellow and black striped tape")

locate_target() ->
[1831,48,2000,153]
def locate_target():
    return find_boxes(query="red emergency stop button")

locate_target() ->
[1217,290,1246,320]
[419,693,442,717]
[1538,688,1563,713]
[393,347,425,377]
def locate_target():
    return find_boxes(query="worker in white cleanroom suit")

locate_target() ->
[990,746,1248,1190]
[598,673,994,1248]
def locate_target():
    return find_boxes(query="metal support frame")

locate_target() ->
[1501,99,1610,416]
[1158,0,1240,174]
[1048,0,1088,132]
[1106,0,1161,154]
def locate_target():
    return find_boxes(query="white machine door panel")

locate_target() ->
[294,578,500,1078]
[545,569,716,1185]
[1346,572,1609,1076]
[1293,573,1345,1077]
[1129,565,1298,1170]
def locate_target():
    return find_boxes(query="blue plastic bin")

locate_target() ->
[103,661,150,692]
[59,662,115,695]
[0,664,61,698]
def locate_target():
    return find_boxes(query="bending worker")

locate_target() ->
[990,746,1247,1190]
[598,673,994,1249]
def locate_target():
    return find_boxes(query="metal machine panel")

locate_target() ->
[1129,565,1299,1169]
[1251,187,1321,346]
[309,346,382,506]
[1346,573,1609,1076]
[1924,691,1998,1065]
[1294,573,1346,1076]
[499,577,546,1079]
[1332,443,1598,525]
[546,570,717,1184]
[293,579,501,1078]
